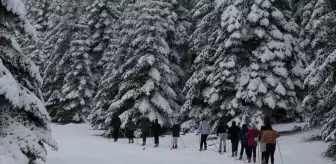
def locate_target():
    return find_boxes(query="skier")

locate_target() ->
[171,118,180,149]
[238,124,249,160]
[197,117,211,151]
[111,114,121,142]
[139,116,150,146]
[126,117,136,144]
[152,119,161,147]
[259,125,267,163]
[216,119,229,153]
[228,121,240,157]
[246,123,260,163]
[261,124,280,164]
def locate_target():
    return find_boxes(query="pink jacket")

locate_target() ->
[246,128,260,147]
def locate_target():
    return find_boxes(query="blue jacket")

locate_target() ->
[238,126,249,144]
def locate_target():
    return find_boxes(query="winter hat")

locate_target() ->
[202,117,206,121]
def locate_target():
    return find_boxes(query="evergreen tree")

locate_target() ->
[181,0,247,127]
[202,0,251,123]
[236,0,304,122]
[180,0,219,127]
[303,12,336,160]
[43,1,94,123]
[293,0,332,64]
[85,0,122,71]
[0,0,57,163]
[19,0,51,73]
[182,0,304,128]
[90,0,185,133]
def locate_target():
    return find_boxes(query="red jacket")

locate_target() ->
[246,128,260,147]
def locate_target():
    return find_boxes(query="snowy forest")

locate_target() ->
[2,0,336,163]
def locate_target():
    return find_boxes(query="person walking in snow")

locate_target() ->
[246,123,261,163]
[139,117,150,146]
[197,117,211,151]
[261,124,280,164]
[152,119,161,147]
[126,117,136,144]
[238,124,249,160]
[216,119,229,153]
[171,118,181,149]
[228,121,240,157]
[111,114,121,142]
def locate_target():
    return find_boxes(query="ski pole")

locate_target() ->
[210,139,219,151]
[179,136,186,148]
[161,136,169,147]
[277,141,284,164]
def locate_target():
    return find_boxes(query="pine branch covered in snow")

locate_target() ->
[0,2,57,164]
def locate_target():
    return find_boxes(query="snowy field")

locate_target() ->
[41,124,333,164]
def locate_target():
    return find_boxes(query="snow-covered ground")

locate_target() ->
[42,124,333,164]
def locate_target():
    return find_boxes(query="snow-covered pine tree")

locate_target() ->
[201,0,252,124]
[0,0,57,163]
[293,0,332,64]
[181,0,252,128]
[170,0,192,71]
[85,0,122,72]
[303,12,336,160]
[180,0,220,128]
[17,0,51,73]
[90,0,185,132]
[236,0,304,123]
[44,1,94,123]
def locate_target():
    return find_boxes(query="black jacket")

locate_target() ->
[172,124,180,137]
[228,125,240,141]
[140,118,150,132]
[126,120,136,130]
[216,124,229,135]
[111,116,121,128]
[152,122,161,134]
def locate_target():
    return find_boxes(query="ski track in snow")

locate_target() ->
[42,124,333,164]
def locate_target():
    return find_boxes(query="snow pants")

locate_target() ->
[142,131,148,144]
[113,127,120,141]
[231,139,239,154]
[260,143,267,162]
[218,133,227,151]
[240,143,248,157]
[200,134,208,150]
[154,133,159,144]
[265,144,276,164]
[127,130,134,143]
[172,137,178,146]
[247,145,256,160]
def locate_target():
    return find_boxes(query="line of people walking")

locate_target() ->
[111,114,182,148]
[200,117,280,164]
[112,114,280,164]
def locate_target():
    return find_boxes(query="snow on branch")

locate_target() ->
[1,0,38,40]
